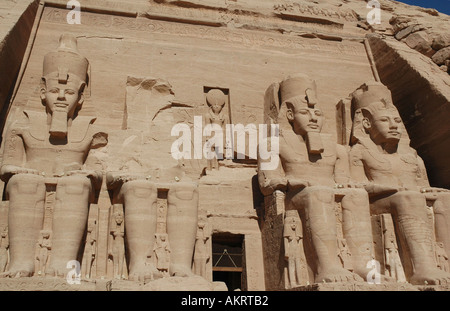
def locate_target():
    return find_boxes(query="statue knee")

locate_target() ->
[120,180,156,199]
[394,191,425,206]
[434,193,450,213]
[303,186,334,203]
[57,175,91,195]
[342,188,370,208]
[169,182,198,201]
[6,173,45,197]
[290,186,334,211]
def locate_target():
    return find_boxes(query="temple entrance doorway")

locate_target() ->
[212,233,246,291]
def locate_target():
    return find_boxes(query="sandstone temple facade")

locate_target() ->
[0,0,449,291]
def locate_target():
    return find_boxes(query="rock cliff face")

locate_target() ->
[0,0,449,291]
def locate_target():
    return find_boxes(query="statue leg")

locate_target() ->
[41,248,49,274]
[341,188,374,280]
[433,193,450,260]
[3,174,45,277]
[291,186,362,283]
[111,252,118,279]
[0,249,7,272]
[118,244,125,279]
[391,191,450,285]
[167,182,198,277]
[121,180,159,281]
[46,175,91,277]
[287,257,297,287]
[294,256,304,286]
[193,257,201,276]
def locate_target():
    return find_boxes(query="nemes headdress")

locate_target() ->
[263,73,317,127]
[42,34,89,85]
[351,82,394,117]
[278,74,323,154]
[350,81,406,147]
[279,73,318,107]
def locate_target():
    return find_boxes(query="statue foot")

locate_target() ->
[353,266,396,283]
[45,267,69,278]
[315,267,363,283]
[128,264,162,282]
[170,264,195,277]
[0,269,33,278]
[410,269,450,285]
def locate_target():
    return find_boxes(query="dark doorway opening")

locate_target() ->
[213,271,242,291]
[212,233,245,291]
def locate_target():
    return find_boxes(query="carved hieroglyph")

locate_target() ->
[258,74,373,283]
[349,81,450,285]
[0,34,107,278]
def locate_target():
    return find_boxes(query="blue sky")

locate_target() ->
[396,0,450,15]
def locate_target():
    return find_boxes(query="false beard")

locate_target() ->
[49,110,68,138]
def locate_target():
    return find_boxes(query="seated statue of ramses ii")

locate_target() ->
[258,74,374,283]
[0,34,107,278]
[349,82,450,285]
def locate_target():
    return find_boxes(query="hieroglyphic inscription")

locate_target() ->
[274,3,359,23]
[42,7,365,57]
[156,190,168,234]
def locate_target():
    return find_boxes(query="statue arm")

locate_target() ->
[257,139,287,196]
[349,145,398,196]
[0,126,39,181]
[79,151,104,190]
[257,159,287,196]
[348,145,369,185]
[85,131,108,189]
[65,129,108,190]
[283,236,290,260]
[334,144,351,184]
[413,155,449,195]
[415,155,430,188]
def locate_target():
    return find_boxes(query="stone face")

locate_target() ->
[0,0,449,292]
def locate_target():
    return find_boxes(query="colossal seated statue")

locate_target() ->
[0,34,107,278]
[106,166,199,282]
[258,74,374,283]
[349,81,450,285]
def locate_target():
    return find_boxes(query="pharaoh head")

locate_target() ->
[284,210,301,236]
[351,82,403,146]
[87,219,96,232]
[278,74,324,154]
[114,211,124,225]
[280,74,323,137]
[40,230,51,239]
[40,34,89,137]
[206,89,226,114]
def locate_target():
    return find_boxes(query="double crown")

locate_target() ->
[42,34,88,84]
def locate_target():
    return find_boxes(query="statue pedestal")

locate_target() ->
[111,276,227,291]
[0,277,105,291]
[289,281,450,291]
[0,276,227,291]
